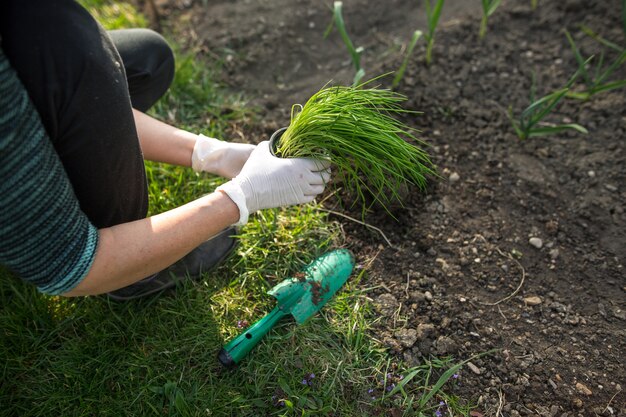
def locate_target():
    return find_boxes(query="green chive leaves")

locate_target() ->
[274,79,436,215]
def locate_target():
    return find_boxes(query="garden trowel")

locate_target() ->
[218,249,355,368]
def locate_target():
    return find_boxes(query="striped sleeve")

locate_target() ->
[0,49,99,295]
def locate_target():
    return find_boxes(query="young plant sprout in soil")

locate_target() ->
[326,1,365,86]
[424,0,445,65]
[479,0,502,39]
[270,78,436,215]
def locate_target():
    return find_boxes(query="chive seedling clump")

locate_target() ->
[273,79,435,214]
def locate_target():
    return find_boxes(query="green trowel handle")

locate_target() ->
[218,306,287,368]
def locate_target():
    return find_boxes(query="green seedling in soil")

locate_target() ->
[424,0,445,65]
[564,29,626,100]
[325,1,365,86]
[509,64,590,140]
[479,0,502,39]
[531,0,538,10]
[392,30,423,88]
[273,77,435,215]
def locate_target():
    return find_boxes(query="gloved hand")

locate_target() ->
[217,141,331,225]
[191,134,256,179]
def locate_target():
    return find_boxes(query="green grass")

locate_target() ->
[79,0,148,29]
[0,2,476,416]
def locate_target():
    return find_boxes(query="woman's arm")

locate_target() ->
[65,134,331,296]
[133,109,256,178]
[132,109,197,166]
[64,191,239,296]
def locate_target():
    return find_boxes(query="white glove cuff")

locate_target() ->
[192,134,227,172]
[216,181,249,226]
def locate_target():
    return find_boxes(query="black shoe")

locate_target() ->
[107,226,239,301]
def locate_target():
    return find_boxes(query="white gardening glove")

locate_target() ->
[191,134,256,179]
[217,141,331,225]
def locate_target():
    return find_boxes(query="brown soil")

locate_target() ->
[158,0,625,415]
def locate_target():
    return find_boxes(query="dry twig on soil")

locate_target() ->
[318,208,394,247]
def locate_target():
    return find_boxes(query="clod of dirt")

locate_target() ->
[309,280,330,306]
[394,328,418,348]
[433,335,458,355]
[416,323,435,341]
[374,293,399,316]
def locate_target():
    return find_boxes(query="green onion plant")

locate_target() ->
[325,1,365,86]
[508,66,589,140]
[392,30,423,89]
[479,0,502,39]
[424,0,445,65]
[273,78,435,214]
[564,29,626,100]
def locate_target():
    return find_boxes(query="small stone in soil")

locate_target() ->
[524,296,542,306]
[466,361,481,375]
[529,237,543,248]
[449,172,460,182]
[575,382,593,396]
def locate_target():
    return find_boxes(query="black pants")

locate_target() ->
[0,0,175,228]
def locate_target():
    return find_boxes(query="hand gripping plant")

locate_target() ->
[270,78,436,215]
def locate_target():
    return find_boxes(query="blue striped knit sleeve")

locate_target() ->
[0,49,99,295]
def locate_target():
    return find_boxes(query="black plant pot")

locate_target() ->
[268,127,288,157]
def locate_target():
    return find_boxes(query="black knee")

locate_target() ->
[109,28,176,112]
